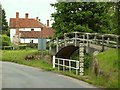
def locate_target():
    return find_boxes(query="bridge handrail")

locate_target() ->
[49,32,120,54]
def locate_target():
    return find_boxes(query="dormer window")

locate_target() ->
[31,28,34,31]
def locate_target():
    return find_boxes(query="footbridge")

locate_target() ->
[49,32,120,75]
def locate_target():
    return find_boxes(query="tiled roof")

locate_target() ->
[9,18,44,28]
[19,27,54,38]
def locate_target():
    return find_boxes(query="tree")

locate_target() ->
[2,9,9,35]
[51,2,116,36]
[0,4,2,35]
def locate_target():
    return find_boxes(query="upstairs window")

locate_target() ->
[31,28,34,31]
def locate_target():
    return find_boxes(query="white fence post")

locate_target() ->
[63,59,65,71]
[69,60,71,72]
[53,56,55,68]
[58,58,60,71]
[76,61,79,75]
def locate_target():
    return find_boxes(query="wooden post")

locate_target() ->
[75,32,78,46]
[53,56,55,68]
[94,34,97,44]
[102,35,105,52]
[56,37,59,52]
[107,37,110,46]
[87,34,90,47]
[64,33,67,46]
[49,41,52,54]
[83,35,85,44]
[86,34,90,53]
[116,36,119,49]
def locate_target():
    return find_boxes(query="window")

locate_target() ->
[31,28,34,31]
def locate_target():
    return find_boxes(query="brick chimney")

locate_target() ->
[25,13,28,19]
[16,12,19,35]
[47,20,49,27]
[16,12,19,19]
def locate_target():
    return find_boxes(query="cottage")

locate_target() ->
[9,12,54,44]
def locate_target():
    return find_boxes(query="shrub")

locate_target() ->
[0,34,11,46]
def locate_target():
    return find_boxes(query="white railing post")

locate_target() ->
[56,37,59,52]
[63,59,65,71]
[87,34,90,47]
[83,35,85,44]
[75,32,78,46]
[76,61,79,75]
[102,35,105,52]
[116,36,119,49]
[94,34,97,44]
[64,33,67,46]
[107,37,110,46]
[53,56,55,68]
[69,60,71,72]
[58,58,60,71]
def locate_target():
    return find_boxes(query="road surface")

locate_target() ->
[1,61,97,88]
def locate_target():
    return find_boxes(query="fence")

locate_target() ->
[53,56,79,75]
[49,32,120,54]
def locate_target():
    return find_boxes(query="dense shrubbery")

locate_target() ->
[1,34,11,46]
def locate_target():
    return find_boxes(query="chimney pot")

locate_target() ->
[47,20,49,27]
[36,17,39,20]
[16,12,19,19]
[25,13,28,19]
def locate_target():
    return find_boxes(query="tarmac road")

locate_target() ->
[1,61,97,88]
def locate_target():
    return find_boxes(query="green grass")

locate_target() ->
[95,49,119,88]
[1,49,53,71]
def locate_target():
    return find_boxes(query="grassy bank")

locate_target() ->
[1,50,53,71]
[1,49,119,88]
[96,49,118,88]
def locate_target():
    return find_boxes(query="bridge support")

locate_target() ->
[79,43,84,76]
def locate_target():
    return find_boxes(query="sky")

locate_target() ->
[0,0,57,27]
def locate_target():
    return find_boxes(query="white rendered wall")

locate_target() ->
[19,28,41,31]
[10,29,16,42]
[20,38,38,43]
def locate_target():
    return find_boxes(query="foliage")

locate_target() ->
[2,9,9,35]
[0,4,9,36]
[0,4,2,34]
[1,34,11,46]
[51,2,117,36]
[116,1,120,35]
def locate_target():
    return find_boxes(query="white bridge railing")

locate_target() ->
[53,56,79,75]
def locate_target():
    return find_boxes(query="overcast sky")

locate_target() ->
[0,0,57,26]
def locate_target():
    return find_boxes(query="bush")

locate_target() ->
[18,45,27,50]
[0,34,11,46]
